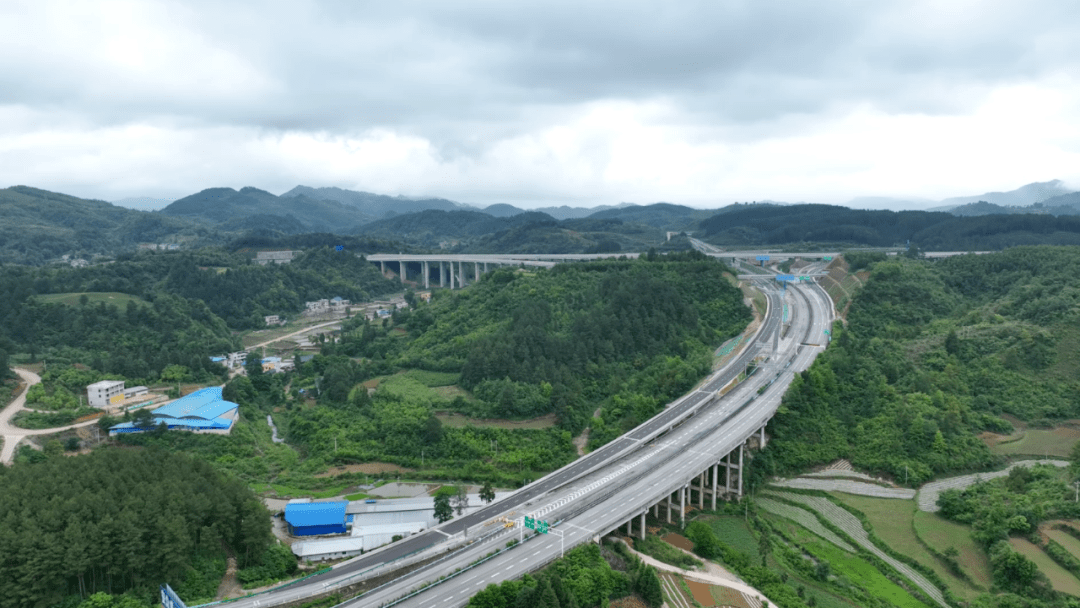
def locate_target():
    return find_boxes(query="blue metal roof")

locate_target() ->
[108,386,238,435]
[285,502,349,528]
[153,387,236,420]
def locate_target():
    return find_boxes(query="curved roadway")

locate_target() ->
[216,270,829,608]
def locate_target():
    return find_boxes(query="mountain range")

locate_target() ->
[3,179,1080,266]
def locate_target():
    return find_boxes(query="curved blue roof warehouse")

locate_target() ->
[109,387,239,435]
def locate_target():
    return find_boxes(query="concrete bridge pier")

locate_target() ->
[640,511,646,539]
[475,262,481,281]
[712,462,719,511]
[380,261,385,275]
[439,262,446,288]
[399,261,407,285]
[666,493,672,524]
[680,484,687,527]
[423,261,430,289]
[458,261,466,287]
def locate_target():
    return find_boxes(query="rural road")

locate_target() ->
[0,367,117,465]
[248,319,344,351]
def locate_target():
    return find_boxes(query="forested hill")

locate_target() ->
[698,203,1080,249]
[0,246,398,385]
[0,186,212,265]
[352,209,559,242]
[161,187,375,232]
[0,449,274,608]
[322,251,750,434]
[8,247,398,330]
[756,246,1080,487]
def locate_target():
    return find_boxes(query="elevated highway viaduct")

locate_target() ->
[365,251,840,288]
[209,263,834,608]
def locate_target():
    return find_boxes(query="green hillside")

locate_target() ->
[758,247,1080,485]
[0,186,210,265]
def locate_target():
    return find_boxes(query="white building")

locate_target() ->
[87,380,125,408]
[255,251,297,265]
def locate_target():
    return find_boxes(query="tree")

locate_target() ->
[452,485,470,516]
[132,408,154,428]
[480,482,496,504]
[637,565,664,608]
[434,493,453,523]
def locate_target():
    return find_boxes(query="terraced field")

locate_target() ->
[1009,537,1080,596]
[756,497,855,552]
[767,491,948,608]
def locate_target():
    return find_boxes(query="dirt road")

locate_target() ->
[0,368,112,465]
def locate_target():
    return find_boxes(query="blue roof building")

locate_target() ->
[285,501,349,536]
[109,387,239,436]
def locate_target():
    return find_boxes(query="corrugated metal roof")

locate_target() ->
[285,501,348,528]
[153,387,235,419]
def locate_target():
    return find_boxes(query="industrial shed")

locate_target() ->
[108,387,238,436]
[285,501,349,536]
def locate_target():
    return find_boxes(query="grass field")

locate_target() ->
[1009,537,1080,596]
[697,515,760,562]
[912,511,993,589]
[831,494,984,599]
[985,426,1080,458]
[39,292,147,308]
[434,412,558,430]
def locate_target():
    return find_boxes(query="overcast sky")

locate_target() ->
[2,1,1079,209]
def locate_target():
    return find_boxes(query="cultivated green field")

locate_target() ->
[800,528,932,608]
[1010,537,1080,596]
[987,427,1080,458]
[38,291,147,307]
[831,494,984,599]
[912,511,993,589]
[1046,527,1080,561]
[698,515,760,562]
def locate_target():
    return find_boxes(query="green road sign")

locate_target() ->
[537,520,549,534]
[524,516,535,530]
[800,276,808,281]
[823,256,833,261]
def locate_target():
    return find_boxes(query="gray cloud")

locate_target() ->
[1,0,1079,205]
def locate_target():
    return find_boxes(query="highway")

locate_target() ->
[208,272,786,606]
[210,264,832,608]
[347,277,833,608]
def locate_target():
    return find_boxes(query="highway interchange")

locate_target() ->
[217,261,834,608]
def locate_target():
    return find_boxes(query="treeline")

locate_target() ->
[467,542,662,608]
[0,448,273,608]
[754,246,1080,486]
[698,204,1080,250]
